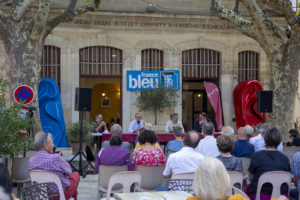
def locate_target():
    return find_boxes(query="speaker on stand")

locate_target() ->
[69,88,94,177]
[256,91,273,122]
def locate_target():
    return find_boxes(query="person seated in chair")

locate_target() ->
[164,126,184,156]
[28,131,80,200]
[94,135,132,173]
[287,129,300,147]
[245,127,290,200]
[101,124,130,151]
[132,129,166,170]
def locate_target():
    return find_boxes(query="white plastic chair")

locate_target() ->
[98,165,128,199]
[30,170,66,200]
[232,186,250,200]
[136,165,165,191]
[255,171,292,200]
[228,171,243,196]
[171,172,195,180]
[105,171,141,200]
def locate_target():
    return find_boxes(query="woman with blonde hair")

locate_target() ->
[187,157,231,200]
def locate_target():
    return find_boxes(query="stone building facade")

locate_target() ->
[9,0,300,132]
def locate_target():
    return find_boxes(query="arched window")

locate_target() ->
[79,46,122,77]
[238,51,259,82]
[41,45,61,88]
[141,49,163,71]
[182,49,220,79]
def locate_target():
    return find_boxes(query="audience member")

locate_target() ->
[231,127,254,158]
[94,135,132,173]
[144,122,153,130]
[132,129,166,170]
[246,127,290,200]
[287,129,300,146]
[165,113,185,133]
[194,112,211,133]
[164,126,184,156]
[187,158,232,200]
[250,123,283,152]
[245,125,254,138]
[101,124,130,150]
[217,135,242,173]
[163,131,204,178]
[135,128,160,149]
[90,113,108,150]
[291,151,300,200]
[29,131,80,200]
[196,122,220,157]
[222,126,234,137]
[128,113,144,133]
[0,164,18,200]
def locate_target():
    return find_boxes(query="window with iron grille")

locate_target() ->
[79,46,122,77]
[41,45,61,88]
[141,49,163,71]
[238,51,259,82]
[182,49,220,79]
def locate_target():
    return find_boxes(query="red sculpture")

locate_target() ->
[233,80,266,129]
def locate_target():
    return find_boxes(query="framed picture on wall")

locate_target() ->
[101,97,111,108]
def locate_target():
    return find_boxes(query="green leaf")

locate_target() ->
[86,0,92,3]
[297,10,300,16]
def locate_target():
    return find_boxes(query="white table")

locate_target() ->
[114,191,191,200]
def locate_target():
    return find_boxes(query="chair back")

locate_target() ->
[22,182,54,200]
[171,172,195,180]
[240,157,250,177]
[106,171,142,200]
[228,171,243,196]
[99,165,128,189]
[30,170,66,200]
[255,171,292,200]
[136,165,165,191]
[232,186,250,200]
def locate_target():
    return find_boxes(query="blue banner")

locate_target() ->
[127,70,180,91]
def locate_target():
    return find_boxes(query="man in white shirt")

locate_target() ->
[128,113,144,133]
[196,122,220,157]
[165,113,185,133]
[250,123,283,152]
[163,131,204,178]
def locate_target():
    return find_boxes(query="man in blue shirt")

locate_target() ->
[231,127,254,158]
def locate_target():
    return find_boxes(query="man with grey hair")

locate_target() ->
[250,123,283,152]
[244,125,254,138]
[164,126,184,156]
[101,124,130,150]
[28,131,80,199]
[165,113,185,133]
[196,122,220,157]
[222,126,234,137]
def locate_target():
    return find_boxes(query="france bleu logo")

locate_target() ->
[127,70,180,91]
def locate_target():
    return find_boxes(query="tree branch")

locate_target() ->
[47,0,100,32]
[258,0,298,30]
[211,0,257,39]
[241,0,288,47]
[10,0,35,21]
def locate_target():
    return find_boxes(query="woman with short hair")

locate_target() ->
[217,135,243,173]
[246,127,290,200]
[187,158,231,200]
[132,129,166,170]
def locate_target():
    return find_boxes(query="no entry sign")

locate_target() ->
[14,85,34,105]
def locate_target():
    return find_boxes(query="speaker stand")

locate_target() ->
[68,111,94,178]
[262,112,266,123]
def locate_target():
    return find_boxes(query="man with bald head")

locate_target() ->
[231,127,254,158]
[163,131,205,178]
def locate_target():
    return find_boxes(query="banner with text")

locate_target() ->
[127,70,180,91]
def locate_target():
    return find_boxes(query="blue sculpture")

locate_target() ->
[38,78,68,147]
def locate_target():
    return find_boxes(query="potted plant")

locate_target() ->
[66,121,93,154]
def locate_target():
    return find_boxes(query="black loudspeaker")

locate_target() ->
[75,88,92,111]
[257,91,273,113]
